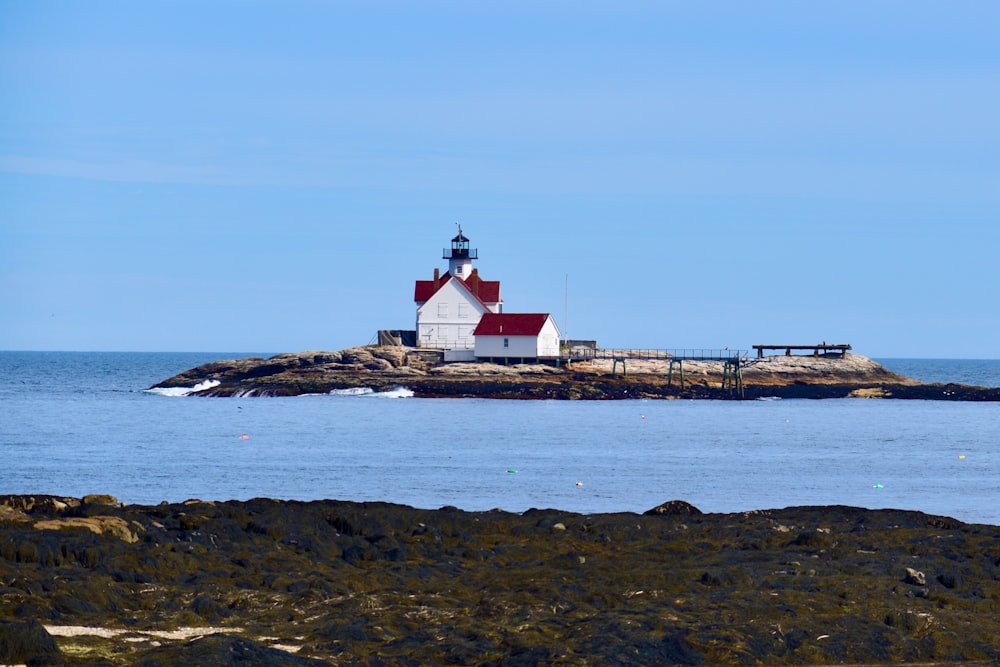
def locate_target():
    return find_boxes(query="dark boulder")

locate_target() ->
[135,634,333,667]
[644,500,703,516]
[0,619,61,665]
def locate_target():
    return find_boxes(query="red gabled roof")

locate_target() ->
[462,271,501,303]
[414,271,501,305]
[473,313,552,337]
[414,272,453,303]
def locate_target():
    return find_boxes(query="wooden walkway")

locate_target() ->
[752,344,851,359]
[564,348,748,362]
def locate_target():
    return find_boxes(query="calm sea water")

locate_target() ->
[874,358,1000,388]
[1,352,997,525]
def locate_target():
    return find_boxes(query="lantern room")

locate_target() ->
[443,223,478,277]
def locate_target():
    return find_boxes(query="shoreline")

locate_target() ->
[2,494,998,665]
[148,347,1000,401]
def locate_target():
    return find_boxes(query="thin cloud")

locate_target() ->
[0,155,248,186]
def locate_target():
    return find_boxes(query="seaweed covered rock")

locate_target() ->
[1,496,999,665]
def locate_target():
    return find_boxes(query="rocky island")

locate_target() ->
[149,346,999,400]
[150,227,998,402]
[1,494,998,665]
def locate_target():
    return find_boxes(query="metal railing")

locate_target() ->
[442,249,478,260]
[416,339,476,350]
[563,348,748,362]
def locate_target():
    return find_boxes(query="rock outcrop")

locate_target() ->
[149,346,999,400]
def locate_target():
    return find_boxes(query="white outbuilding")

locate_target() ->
[473,313,562,362]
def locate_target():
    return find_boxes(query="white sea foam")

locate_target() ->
[145,379,221,397]
[329,386,413,398]
[329,387,375,396]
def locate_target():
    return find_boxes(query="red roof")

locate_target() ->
[414,271,501,304]
[473,313,552,337]
[414,273,451,302]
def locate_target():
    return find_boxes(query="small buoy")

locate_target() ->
[575,481,583,487]
[873,483,884,489]
[239,434,250,440]
[958,455,966,459]
[640,415,646,420]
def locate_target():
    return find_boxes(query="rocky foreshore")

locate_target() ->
[1,495,998,665]
[149,346,1000,400]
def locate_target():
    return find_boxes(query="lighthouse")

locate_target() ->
[410,225,559,360]
[414,226,501,350]
[444,223,477,278]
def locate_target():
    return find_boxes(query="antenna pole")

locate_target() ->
[564,273,569,346]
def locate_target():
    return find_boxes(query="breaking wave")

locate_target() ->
[372,387,414,398]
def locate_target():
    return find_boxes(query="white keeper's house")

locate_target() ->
[473,312,561,362]
[413,227,560,362]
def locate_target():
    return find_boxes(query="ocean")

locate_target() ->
[1,352,998,525]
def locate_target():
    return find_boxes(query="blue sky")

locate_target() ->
[1,1,997,357]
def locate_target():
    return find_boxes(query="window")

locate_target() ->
[503,338,509,348]
[455,265,463,275]
[437,303,448,317]
[458,302,469,318]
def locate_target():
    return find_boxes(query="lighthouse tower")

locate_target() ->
[414,225,502,351]
[444,223,478,278]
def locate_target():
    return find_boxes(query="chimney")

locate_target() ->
[433,268,440,291]
[470,268,479,296]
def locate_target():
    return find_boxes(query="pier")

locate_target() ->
[564,348,749,397]
[564,348,747,362]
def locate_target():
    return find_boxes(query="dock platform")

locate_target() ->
[752,344,851,359]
